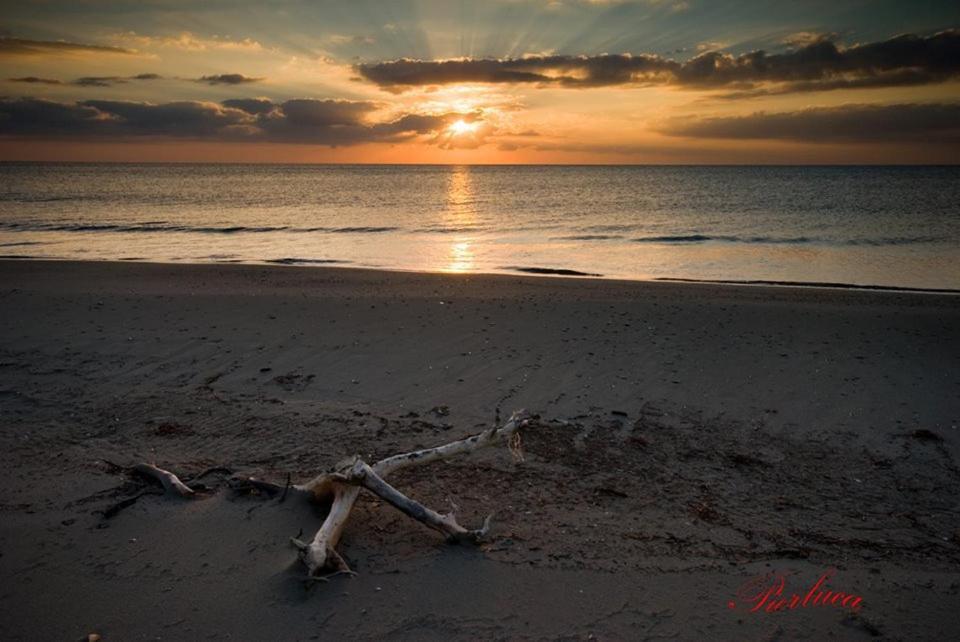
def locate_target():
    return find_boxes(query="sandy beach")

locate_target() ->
[1,259,958,641]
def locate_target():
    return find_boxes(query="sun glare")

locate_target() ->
[448,119,478,136]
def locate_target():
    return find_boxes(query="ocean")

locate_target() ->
[1,163,958,290]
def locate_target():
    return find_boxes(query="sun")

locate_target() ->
[448,119,478,136]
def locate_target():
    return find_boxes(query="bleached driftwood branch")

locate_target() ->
[291,409,528,575]
[133,463,195,497]
[348,461,493,543]
[129,409,529,578]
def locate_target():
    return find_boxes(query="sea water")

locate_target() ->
[1,163,958,289]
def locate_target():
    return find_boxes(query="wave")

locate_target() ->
[633,234,807,244]
[843,236,945,246]
[503,265,602,277]
[552,234,624,241]
[579,224,642,232]
[0,222,399,234]
[632,234,945,246]
[326,226,399,233]
[265,257,351,265]
[656,277,960,294]
[413,225,486,234]
[0,240,50,247]
[1,220,948,249]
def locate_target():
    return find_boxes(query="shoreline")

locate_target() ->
[1,258,958,640]
[2,256,958,296]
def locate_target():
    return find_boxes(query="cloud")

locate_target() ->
[0,97,466,146]
[695,41,729,53]
[107,31,265,53]
[781,31,840,48]
[358,53,674,89]
[712,69,946,99]
[671,30,960,88]
[0,36,134,57]
[74,74,164,87]
[279,99,377,127]
[357,30,960,93]
[256,100,452,144]
[80,99,254,137]
[326,34,377,46]
[8,76,62,85]
[74,76,127,87]
[0,99,106,135]
[221,97,276,115]
[656,102,960,143]
[546,0,687,9]
[8,74,165,88]
[196,74,264,85]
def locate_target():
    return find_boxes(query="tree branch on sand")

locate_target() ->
[120,410,530,578]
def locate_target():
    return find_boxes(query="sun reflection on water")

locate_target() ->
[448,240,473,272]
[444,166,475,273]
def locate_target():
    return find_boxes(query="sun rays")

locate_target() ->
[448,119,479,136]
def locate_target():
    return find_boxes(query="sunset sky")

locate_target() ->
[1,0,958,163]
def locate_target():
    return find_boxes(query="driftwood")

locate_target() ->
[126,410,529,578]
[132,463,195,497]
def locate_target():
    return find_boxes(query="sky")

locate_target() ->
[0,0,958,163]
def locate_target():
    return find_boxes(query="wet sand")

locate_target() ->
[1,260,958,641]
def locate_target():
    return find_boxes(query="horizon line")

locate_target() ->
[2,160,959,167]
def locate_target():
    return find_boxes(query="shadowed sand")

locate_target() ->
[1,260,958,640]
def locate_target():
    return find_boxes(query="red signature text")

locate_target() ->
[730,568,863,613]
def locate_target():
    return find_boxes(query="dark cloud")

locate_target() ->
[357,30,960,93]
[73,74,163,87]
[74,76,127,87]
[80,99,253,137]
[279,99,376,127]
[358,54,673,89]
[672,30,960,88]
[781,32,841,48]
[371,113,452,139]
[197,74,263,86]
[257,100,450,144]
[10,74,166,88]
[0,97,462,146]
[0,36,133,57]
[221,97,276,115]
[0,98,105,135]
[8,76,62,85]
[656,102,960,143]
[714,68,946,99]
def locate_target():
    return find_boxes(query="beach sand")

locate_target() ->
[1,259,958,640]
